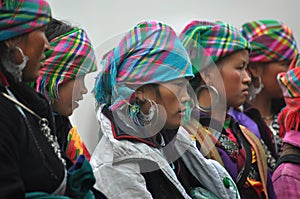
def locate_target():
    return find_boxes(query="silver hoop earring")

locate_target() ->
[138,98,157,126]
[249,76,264,101]
[195,85,220,113]
[2,46,28,82]
[113,96,166,139]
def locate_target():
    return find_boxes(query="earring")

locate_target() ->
[137,98,157,126]
[2,46,28,82]
[195,85,220,113]
[249,76,264,101]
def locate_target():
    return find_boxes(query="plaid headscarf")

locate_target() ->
[241,19,298,63]
[277,53,300,134]
[180,20,250,73]
[93,21,194,110]
[0,0,51,41]
[36,28,97,99]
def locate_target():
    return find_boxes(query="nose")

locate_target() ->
[180,87,191,104]
[43,33,50,52]
[81,82,88,95]
[243,69,251,84]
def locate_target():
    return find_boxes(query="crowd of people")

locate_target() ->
[1,0,300,198]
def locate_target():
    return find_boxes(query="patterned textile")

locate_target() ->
[277,55,300,135]
[36,28,97,99]
[241,19,298,63]
[179,20,250,73]
[278,54,300,98]
[66,126,91,163]
[272,130,300,199]
[0,0,51,41]
[93,21,194,110]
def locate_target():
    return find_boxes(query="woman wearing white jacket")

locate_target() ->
[90,20,239,199]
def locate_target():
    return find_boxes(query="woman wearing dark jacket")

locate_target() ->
[0,0,67,197]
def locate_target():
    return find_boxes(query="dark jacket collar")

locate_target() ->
[102,105,178,148]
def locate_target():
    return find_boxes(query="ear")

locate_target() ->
[200,69,211,85]
[4,36,23,48]
[135,88,146,103]
[248,62,263,78]
[4,40,12,48]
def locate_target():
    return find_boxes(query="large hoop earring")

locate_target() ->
[195,85,219,113]
[137,98,157,126]
[112,96,166,139]
[249,75,264,101]
[2,46,28,82]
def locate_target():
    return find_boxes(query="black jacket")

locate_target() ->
[0,68,65,198]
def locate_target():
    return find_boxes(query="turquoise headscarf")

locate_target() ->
[93,21,194,111]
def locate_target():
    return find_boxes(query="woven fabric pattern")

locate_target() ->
[0,0,51,41]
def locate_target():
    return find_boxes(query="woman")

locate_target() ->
[0,0,67,197]
[272,54,300,198]
[33,18,102,199]
[33,18,97,165]
[90,21,238,199]
[240,19,298,156]
[180,20,276,199]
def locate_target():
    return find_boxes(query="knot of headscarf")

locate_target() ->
[36,28,97,99]
[277,53,300,134]
[241,19,298,63]
[0,0,51,41]
[180,20,250,73]
[93,21,194,111]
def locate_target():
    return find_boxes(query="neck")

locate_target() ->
[249,92,273,118]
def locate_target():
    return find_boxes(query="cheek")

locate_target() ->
[220,72,240,93]
[160,93,179,112]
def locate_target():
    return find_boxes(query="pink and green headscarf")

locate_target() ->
[180,20,250,72]
[93,21,194,111]
[36,28,97,99]
[241,19,298,63]
[0,0,51,41]
[277,53,300,134]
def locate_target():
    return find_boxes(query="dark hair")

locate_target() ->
[46,18,75,41]
[271,98,286,114]
[0,42,7,60]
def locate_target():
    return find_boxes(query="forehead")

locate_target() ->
[218,50,249,66]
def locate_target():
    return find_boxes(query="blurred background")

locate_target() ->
[47,0,300,152]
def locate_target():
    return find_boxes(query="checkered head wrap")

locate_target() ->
[36,28,97,99]
[277,53,300,134]
[241,19,298,63]
[93,21,194,111]
[0,0,51,41]
[180,20,250,73]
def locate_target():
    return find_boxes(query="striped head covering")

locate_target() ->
[36,28,97,99]
[241,19,298,63]
[277,53,300,134]
[93,21,194,110]
[0,0,51,41]
[180,20,250,72]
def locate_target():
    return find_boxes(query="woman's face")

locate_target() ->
[213,50,250,108]
[19,25,49,82]
[52,76,87,116]
[140,78,191,129]
[261,60,290,98]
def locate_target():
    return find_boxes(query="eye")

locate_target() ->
[281,62,289,68]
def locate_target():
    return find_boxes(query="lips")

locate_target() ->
[178,107,186,116]
[242,87,249,95]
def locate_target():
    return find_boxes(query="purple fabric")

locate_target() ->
[272,130,300,199]
[272,163,300,199]
[283,130,300,147]
[217,147,239,179]
[229,108,261,139]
